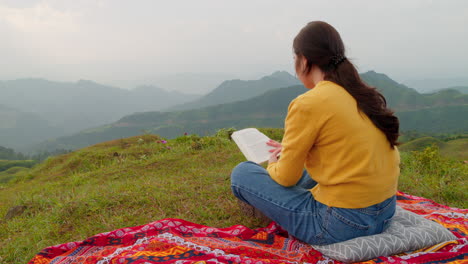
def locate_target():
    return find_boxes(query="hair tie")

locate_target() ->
[331,54,346,66]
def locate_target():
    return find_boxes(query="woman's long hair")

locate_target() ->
[293,21,399,148]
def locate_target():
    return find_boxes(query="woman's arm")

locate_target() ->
[267,97,322,186]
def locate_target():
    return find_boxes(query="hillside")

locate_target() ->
[0,160,36,183]
[0,79,201,150]
[397,105,468,133]
[1,130,466,264]
[0,133,264,263]
[168,71,301,111]
[399,137,444,151]
[400,136,468,160]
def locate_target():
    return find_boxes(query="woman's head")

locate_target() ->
[293,21,346,77]
[293,21,400,148]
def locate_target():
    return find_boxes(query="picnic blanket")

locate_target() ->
[29,191,468,264]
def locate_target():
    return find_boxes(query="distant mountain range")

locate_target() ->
[430,86,468,94]
[33,71,467,152]
[403,77,468,93]
[0,79,200,150]
[168,71,300,111]
[149,72,239,94]
[360,71,467,110]
[0,104,64,149]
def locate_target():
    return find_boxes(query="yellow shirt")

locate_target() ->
[267,81,400,208]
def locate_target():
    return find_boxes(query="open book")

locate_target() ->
[231,128,275,164]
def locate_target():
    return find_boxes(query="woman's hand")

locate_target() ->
[267,139,282,163]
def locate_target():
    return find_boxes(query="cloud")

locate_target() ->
[0,0,466,85]
[0,2,80,34]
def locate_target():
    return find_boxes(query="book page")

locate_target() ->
[231,128,275,164]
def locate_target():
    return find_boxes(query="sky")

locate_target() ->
[0,0,467,91]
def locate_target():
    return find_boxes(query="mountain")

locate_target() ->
[403,77,468,93]
[0,104,63,150]
[361,71,426,110]
[429,86,468,94]
[361,71,467,110]
[168,71,300,111]
[32,71,468,152]
[0,79,201,150]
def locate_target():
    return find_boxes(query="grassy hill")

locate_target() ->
[442,138,468,160]
[0,166,30,184]
[0,129,467,263]
[399,137,444,151]
[400,136,468,160]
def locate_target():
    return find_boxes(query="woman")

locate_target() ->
[231,21,400,245]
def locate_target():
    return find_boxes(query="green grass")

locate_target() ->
[398,146,467,208]
[0,167,30,184]
[0,129,466,263]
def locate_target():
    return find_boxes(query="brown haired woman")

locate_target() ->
[231,21,400,245]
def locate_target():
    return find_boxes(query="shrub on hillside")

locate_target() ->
[400,145,467,208]
[0,160,37,172]
[0,166,29,183]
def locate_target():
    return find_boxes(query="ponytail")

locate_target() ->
[328,59,400,148]
[293,21,400,148]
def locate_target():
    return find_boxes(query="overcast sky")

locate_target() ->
[0,0,467,90]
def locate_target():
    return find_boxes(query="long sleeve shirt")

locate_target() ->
[267,80,400,208]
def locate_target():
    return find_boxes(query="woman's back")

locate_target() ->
[298,81,400,208]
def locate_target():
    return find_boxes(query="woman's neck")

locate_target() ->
[304,66,325,89]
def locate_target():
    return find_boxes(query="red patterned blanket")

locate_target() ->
[29,191,467,264]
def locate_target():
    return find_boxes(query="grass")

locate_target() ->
[440,138,468,160]
[398,145,467,207]
[0,167,30,184]
[0,128,466,263]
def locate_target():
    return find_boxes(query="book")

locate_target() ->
[231,128,275,164]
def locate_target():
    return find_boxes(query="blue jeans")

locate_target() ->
[231,161,396,245]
